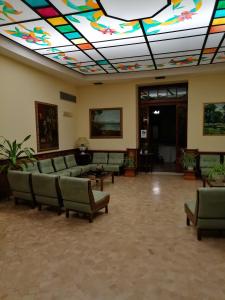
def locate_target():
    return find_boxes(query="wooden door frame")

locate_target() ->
[139,101,187,172]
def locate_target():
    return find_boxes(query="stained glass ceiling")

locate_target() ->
[0,0,225,75]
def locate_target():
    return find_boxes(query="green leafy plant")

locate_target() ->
[0,135,35,173]
[181,152,196,170]
[208,163,225,181]
[125,157,136,169]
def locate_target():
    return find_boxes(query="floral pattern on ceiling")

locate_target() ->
[0,0,224,75]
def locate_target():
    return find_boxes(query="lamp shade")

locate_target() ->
[75,137,89,148]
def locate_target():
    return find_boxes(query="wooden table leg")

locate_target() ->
[112,172,114,184]
[100,179,103,191]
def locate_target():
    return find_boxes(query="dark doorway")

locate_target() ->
[138,83,187,173]
[149,105,176,172]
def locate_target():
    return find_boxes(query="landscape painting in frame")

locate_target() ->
[90,108,122,138]
[203,102,225,135]
[35,101,59,151]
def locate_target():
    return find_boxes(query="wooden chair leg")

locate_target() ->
[105,205,108,214]
[186,216,190,226]
[66,209,69,218]
[58,207,61,216]
[14,198,18,205]
[38,204,42,211]
[197,229,202,241]
[89,214,93,223]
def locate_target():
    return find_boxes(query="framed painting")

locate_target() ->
[35,101,59,152]
[90,108,123,138]
[203,102,225,135]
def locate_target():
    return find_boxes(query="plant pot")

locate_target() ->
[184,170,196,180]
[212,174,224,183]
[124,168,136,177]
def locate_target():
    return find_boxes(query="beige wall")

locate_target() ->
[76,83,137,150]
[1,53,225,153]
[188,73,225,152]
[0,54,78,153]
[77,72,225,152]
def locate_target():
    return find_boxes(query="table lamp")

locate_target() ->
[76,137,89,154]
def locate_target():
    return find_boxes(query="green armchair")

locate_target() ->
[7,170,35,207]
[59,176,110,222]
[185,187,225,240]
[32,173,62,215]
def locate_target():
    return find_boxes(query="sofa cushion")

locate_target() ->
[69,167,82,177]
[93,190,110,204]
[64,155,77,168]
[55,169,71,176]
[92,152,108,164]
[200,154,220,168]
[32,173,59,198]
[59,177,91,204]
[108,153,124,165]
[25,161,39,173]
[8,170,31,194]
[81,164,92,174]
[52,156,67,171]
[103,164,120,172]
[38,159,55,174]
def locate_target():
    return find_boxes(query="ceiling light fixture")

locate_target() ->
[153,110,160,115]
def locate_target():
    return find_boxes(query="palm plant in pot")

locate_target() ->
[208,163,225,183]
[124,156,136,177]
[181,152,197,179]
[0,135,35,173]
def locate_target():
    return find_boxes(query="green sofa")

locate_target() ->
[88,152,125,174]
[64,154,83,176]
[59,176,110,222]
[32,173,62,215]
[199,154,220,177]
[25,161,40,173]
[39,158,71,176]
[185,187,225,240]
[7,170,35,207]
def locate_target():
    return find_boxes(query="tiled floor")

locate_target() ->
[1,174,225,300]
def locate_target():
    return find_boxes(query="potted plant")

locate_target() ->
[0,135,35,173]
[124,157,136,177]
[181,152,197,180]
[208,163,225,182]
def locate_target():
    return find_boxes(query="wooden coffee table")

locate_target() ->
[81,171,114,191]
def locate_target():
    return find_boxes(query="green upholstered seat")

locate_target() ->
[25,161,39,173]
[92,152,108,164]
[32,173,62,214]
[185,187,225,240]
[59,176,110,222]
[108,152,124,165]
[200,154,220,177]
[81,164,92,174]
[52,156,67,171]
[52,156,71,176]
[64,155,77,168]
[104,164,121,173]
[69,167,82,177]
[38,159,55,174]
[63,155,82,176]
[7,170,35,207]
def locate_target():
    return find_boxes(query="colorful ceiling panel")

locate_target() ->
[0,0,225,75]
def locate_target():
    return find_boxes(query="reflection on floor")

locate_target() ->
[153,162,177,172]
[1,174,225,300]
